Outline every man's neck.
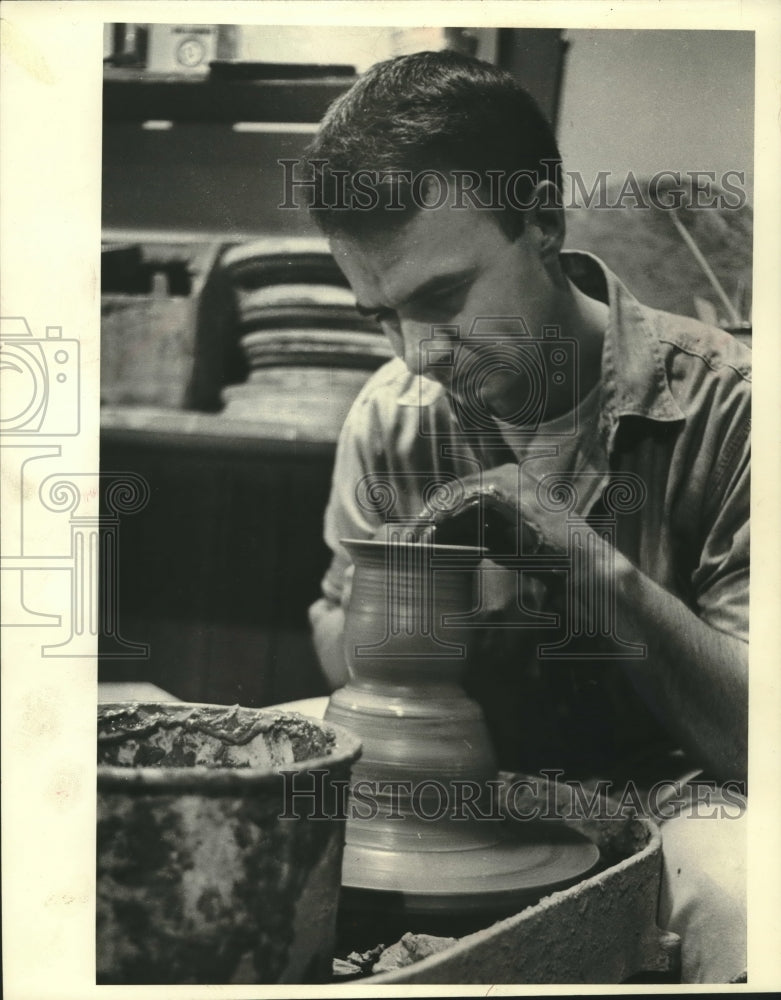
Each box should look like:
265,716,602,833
570,278,609,394
534,275,608,423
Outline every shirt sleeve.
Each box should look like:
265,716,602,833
320,414,382,605
320,368,403,604
691,403,750,643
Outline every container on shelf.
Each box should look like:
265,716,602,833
100,240,234,411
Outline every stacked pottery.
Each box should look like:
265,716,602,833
220,239,393,439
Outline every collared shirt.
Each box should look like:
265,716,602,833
319,251,751,776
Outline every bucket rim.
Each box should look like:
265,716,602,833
97,701,362,793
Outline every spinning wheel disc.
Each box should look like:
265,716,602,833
342,821,601,916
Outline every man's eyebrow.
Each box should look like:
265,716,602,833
355,267,476,317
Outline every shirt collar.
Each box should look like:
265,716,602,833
561,250,686,453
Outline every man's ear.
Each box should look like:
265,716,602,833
525,180,565,261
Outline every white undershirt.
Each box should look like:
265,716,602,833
493,379,605,516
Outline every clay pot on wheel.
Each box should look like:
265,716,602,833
325,539,501,900
325,538,600,934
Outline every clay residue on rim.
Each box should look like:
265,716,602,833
98,703,335,770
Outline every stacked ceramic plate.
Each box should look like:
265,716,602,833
221,240,393,439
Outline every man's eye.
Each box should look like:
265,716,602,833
360,306,393,325
355,304,389,328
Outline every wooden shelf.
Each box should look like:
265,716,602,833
103,69,353,124
100,406,337,458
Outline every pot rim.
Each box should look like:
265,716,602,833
341,537,485,558
97,702,362,794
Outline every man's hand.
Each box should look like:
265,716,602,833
413,463,575,559
308,597,348,690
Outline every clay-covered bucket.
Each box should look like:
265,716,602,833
97,702,361,985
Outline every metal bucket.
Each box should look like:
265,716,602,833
97,702,361,984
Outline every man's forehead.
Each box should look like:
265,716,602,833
329,206,495,308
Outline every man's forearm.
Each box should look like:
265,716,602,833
601,545,748,783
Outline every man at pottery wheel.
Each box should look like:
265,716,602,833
304,51,748,982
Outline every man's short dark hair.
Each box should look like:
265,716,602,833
305,49,562,239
